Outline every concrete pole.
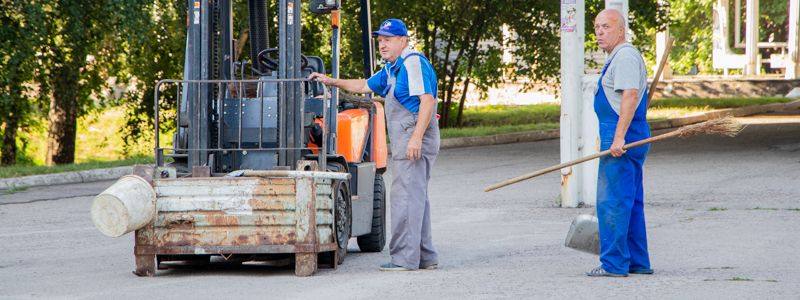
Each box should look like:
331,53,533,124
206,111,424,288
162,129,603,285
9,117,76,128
656,26,673,79
559,0,585,208
579,75,600,207
745,0,759,76
787,0,800,79
605,0,630,39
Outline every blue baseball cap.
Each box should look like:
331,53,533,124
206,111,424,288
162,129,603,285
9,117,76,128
372,19,408,37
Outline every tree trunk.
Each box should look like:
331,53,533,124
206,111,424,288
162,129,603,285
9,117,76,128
443,17,481,128
456,77,471,127
420,22,431,59
430,22,438,68
46,64,81,165
439,30,455,127
456,15,488,127
1,117,17,166
234,28,249,61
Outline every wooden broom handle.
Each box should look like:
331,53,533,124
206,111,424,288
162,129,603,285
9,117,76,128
484,129,684,192
648,36,674,106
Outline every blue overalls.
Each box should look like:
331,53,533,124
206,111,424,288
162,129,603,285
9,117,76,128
594,49,651,275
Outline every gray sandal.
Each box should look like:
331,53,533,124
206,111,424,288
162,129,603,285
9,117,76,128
586,266,628,277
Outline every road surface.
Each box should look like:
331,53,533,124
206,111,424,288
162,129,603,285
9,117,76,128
1,113,798,299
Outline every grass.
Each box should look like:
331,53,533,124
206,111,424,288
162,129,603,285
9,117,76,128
708,207,728,211
704,277,778,283
751,207,780,211
2,185,30,195
457,103,561,128
443,96,791,137
726,277,754,282
0,155,153,179
649,96,793,109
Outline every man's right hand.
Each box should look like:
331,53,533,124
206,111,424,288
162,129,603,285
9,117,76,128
308,72,336,86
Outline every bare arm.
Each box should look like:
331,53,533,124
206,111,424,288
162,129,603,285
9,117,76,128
610,89,639,157
308,72,372,94
405,93,437,160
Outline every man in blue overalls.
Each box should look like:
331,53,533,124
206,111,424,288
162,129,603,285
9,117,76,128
308,19,440,271
586,9,653,277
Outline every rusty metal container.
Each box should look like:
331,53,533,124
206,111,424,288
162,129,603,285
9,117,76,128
132,164,346,277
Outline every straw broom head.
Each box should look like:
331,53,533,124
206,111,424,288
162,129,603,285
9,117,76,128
674,116,744,138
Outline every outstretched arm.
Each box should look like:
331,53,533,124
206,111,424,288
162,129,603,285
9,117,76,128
308,72,372,94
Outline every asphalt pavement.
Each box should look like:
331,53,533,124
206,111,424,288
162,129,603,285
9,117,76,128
0,113,798,299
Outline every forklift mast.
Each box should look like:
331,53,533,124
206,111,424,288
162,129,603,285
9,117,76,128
164,0,375,173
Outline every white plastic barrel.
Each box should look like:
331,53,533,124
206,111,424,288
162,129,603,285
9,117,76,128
91,175,156,237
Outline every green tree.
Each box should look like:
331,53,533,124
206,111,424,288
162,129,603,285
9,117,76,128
35,0,120,165
0,1,47,165
374,1,666,127
668,0,715,74
112,0,186,154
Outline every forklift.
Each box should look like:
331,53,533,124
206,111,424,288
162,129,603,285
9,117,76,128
90,0,388,276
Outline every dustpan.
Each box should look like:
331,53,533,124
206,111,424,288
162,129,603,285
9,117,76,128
564,214,600,255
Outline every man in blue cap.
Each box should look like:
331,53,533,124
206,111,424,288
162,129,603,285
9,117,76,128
309,19,440,271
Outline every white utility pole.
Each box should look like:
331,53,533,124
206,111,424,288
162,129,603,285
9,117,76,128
559,0,585,208
560,0,630,208
787,0,800,79
656,26,673,79
745,0,760,76
605,0,630,39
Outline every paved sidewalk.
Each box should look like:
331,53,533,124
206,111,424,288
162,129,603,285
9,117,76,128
2,100,798,191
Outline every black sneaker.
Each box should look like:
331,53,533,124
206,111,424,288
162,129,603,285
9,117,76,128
629,268,654,274
420,263,438,270
379,262,412,271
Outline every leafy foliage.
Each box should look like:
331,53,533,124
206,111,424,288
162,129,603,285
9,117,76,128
0,1,47,165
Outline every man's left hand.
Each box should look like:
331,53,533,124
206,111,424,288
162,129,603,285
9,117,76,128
610,137,626,157
406,137,422,160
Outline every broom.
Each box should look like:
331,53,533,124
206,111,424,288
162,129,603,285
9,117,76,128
484,117,744,192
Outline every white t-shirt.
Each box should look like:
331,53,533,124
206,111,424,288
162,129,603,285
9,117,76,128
600,43,648,115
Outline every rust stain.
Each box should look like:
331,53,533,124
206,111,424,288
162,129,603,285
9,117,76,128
205,213,239,226
166,214,195,229
147,176,334,255
259,234,275,245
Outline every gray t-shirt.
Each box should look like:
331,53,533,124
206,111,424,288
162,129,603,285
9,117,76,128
600,43,648,115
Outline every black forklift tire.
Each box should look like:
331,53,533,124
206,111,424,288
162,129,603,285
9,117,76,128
333,179,351,265
357,174,386,252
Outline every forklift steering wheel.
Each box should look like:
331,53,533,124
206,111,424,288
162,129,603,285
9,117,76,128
257,48,309,72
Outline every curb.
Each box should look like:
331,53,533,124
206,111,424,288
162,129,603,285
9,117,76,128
440,129,560,149
441,99,800,149
0,166,132,191
2,100,798,191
